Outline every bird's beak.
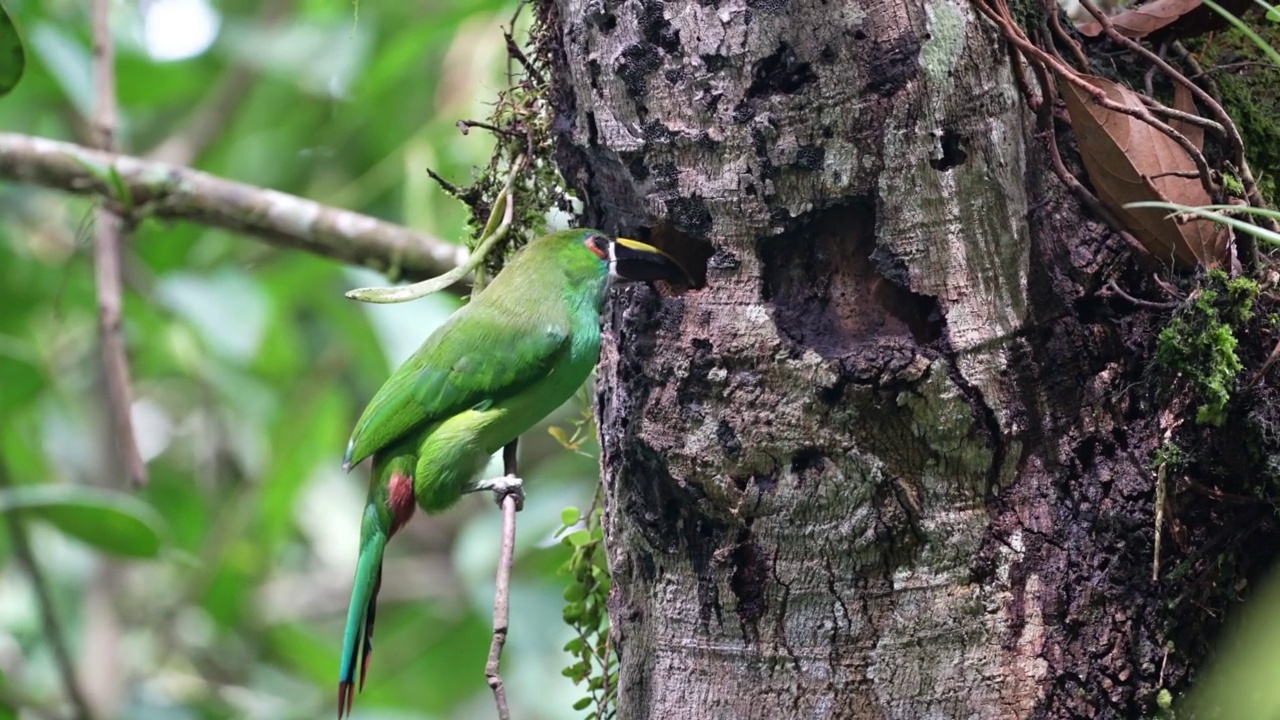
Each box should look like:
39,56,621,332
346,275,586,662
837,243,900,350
609,237,694,286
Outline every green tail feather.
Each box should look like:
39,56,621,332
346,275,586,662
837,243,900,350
338,502,386,717
337,450,416,718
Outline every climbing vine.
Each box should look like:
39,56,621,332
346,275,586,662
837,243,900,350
550,392,618,720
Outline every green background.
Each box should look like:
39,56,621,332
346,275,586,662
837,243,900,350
0,1,598,718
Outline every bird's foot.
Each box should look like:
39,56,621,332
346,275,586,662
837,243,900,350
465,475,524,511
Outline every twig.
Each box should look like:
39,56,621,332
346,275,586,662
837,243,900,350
1170,41,1225,100
0,466,97,720
90,0,146,488
1043,0,1090,72
1192,61,1280,76
345,154,526,303
1154,461,1167,581
1139,97,1226,135
1102,280,1180,309
0,133,467,280
425,167,467,199
486,440,520,720
504,29,545,84
1075,0,1272,233
1018,39,1160,270
979,0,1209,187
457,119,519,138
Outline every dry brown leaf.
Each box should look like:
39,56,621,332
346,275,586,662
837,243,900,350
1169,83,1203,151
1061,74,1230,268
1077,0,1200,37
1075,0,1252,39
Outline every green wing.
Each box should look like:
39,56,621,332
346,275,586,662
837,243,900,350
344,303,570,468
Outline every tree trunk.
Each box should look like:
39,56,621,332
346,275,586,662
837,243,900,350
544,0,1186,716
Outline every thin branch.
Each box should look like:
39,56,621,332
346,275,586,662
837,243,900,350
1101,280,1180,309
486,440,520,720
90,0,146,488
95,210,146,488
1139,97,1226,135
0,133,468,280
1016,35,1160,271
1154,461,1167,581
1043,0,1090,72
456,119,519,138
0,467,97,720
1075,0,1275,238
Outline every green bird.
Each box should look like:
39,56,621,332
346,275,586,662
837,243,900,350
336,228,689,717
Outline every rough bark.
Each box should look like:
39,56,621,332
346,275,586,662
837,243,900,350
545,0,1212,717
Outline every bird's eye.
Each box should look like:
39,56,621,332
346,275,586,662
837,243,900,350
584,233,609,260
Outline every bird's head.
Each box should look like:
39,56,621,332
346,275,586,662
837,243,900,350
577,229,693,286
512,228,695,301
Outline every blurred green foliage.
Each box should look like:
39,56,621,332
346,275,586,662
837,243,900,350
0,0,22,97
0,1,601,718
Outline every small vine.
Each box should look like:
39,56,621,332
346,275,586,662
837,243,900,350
556,497,618,720
550,392,618,720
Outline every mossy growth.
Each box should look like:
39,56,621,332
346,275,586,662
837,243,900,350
1155,270,1259,426
431,9,577,287
1152,438,1190,471
1188,22,1280,206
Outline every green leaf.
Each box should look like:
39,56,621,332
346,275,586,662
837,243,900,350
566,528,593,547
560,505,580,527
573,697,592,711
564,583,588,602
27,22,92,115
0,0,23,98
563,603,582,623
1125,202,1280,247
0,485,164,558
1255,0,1280,22
1202,0,1280,67
106,165,133,213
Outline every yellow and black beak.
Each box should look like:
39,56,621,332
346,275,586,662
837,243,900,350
609,237,694,286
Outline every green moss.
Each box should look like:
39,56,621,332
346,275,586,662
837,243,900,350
1191,23,1280,206
449,14,569,286
1153,439,1189,470
1222,172,1245,198
1155,687,1175,719
1155,271,1259,426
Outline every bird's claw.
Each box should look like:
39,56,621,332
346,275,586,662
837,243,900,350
467,475,524,511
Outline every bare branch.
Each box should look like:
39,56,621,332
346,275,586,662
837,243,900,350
0,466,98,720
90,0,147,490
0,133,468,280
486,440,520,720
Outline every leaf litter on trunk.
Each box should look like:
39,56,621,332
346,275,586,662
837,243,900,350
1062,74,1231,269
1075,0,1254,38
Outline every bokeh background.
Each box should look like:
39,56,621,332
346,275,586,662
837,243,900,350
0,1,600,718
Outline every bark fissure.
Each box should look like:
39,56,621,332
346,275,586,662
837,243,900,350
545,0,1217,715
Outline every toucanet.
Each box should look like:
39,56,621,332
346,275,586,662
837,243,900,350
336,228,690,717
